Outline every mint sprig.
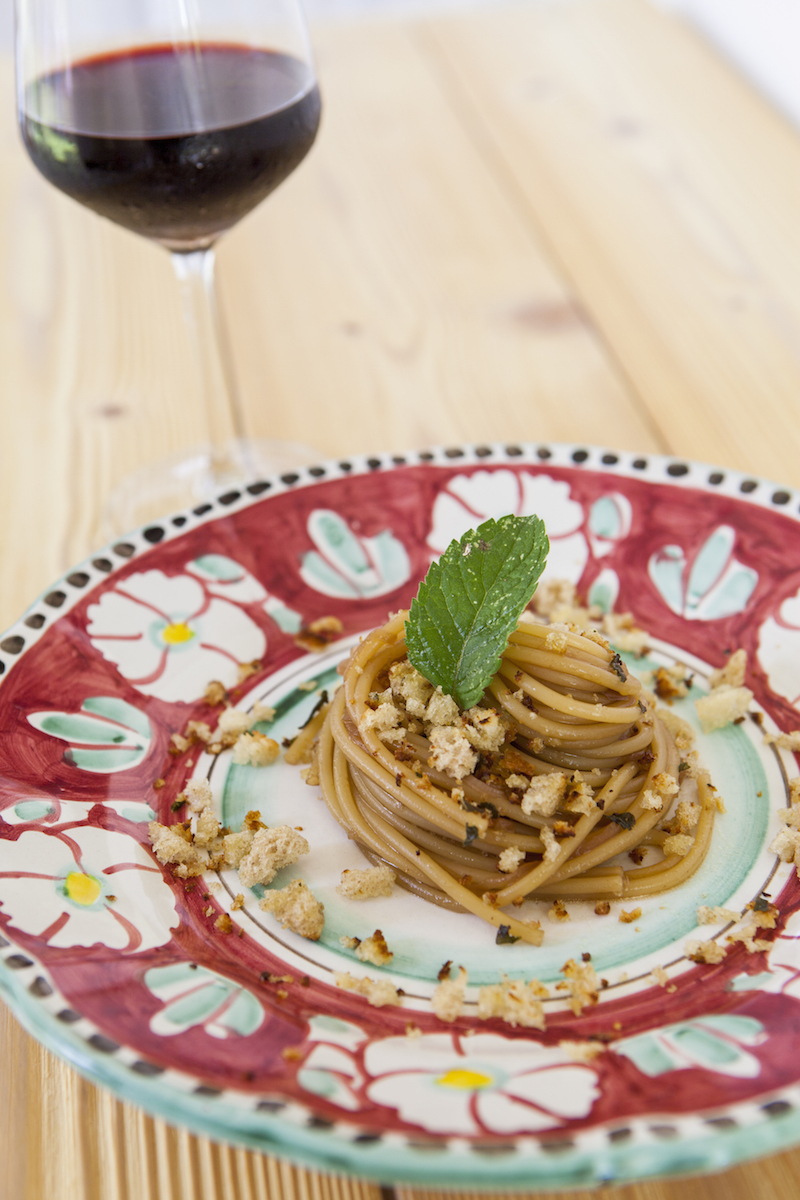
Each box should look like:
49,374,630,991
405,514,549,709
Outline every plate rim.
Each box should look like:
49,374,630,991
2,438,800,1189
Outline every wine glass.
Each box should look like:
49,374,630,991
15,0,322,532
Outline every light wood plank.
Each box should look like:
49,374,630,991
399,1154,800,1200
0,1028,386,1200
220,18,662,463
425,0,800,485
3,2,800,1198
0,57,225,583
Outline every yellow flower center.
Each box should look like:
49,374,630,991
162,622,194,645
436,1069,493,1090
65,871,102,906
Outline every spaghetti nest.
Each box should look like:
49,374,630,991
318,611,714,945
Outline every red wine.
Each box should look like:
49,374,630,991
21,43,321,249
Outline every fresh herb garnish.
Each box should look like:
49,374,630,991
463,823,479,847
299,691,329,728
609,652,627,682
496,924,519,945
608,812,636,830
460,797,499,818
405,515,549,709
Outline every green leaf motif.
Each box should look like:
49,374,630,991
145,963,264,1039
405,514,549,709
28,696,152,774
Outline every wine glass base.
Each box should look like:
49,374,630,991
100,437,322,540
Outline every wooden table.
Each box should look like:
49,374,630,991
2,0,800,1195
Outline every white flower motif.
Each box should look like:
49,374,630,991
86,569,266,702
428,472,589,582
758,589,800,708
362,1032,599,1135
0,825,178,952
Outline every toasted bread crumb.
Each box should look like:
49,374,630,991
498,846,526,873
558,1040,605,1062
656,709,695,752
259,880,324,941
695,686,753,733
232,731,281,767
549,899,571,923
204,680,227,706
686,938,727,964
560,958,600,1015
148,822,209,877
336,865,396,900
185,778,213,813
222,828,255,868
710,649,747,690
766,730,800,751
431,966,468,1022
520,773,568,818
427,725,478,781
218,707,254,739
350,929,393,967
477,976,547,1029
238,826,309,888
334,971,401,1007
663,833,694,858
697,905,739,925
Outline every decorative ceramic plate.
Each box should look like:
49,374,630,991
4,442,800,1190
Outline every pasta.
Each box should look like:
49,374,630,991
318,610,715,944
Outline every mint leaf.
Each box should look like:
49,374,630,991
405,514,549,709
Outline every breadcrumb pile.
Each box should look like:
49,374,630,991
170,689,279,760
361,658,509,782
769,778,800,879
684,897,780,964
149,687,334,940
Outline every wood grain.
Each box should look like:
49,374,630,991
219,18,660,465
2,0,800,1196
425,0,800,486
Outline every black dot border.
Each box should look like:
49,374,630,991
0,442,800,1176
0,443,797,683
1,932,799,1176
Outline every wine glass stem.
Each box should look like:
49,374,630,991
170,248,250,483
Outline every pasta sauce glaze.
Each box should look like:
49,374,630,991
21,43,321,247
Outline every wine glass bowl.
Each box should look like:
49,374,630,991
19,41,321,253
15,0,322,527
